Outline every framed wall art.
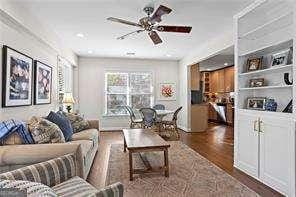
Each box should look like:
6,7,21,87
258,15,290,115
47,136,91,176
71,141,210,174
247,97,266,111
2,45,33,107
34,60,52,105
271,49,290,67
246,57,263,72
158,83,176,101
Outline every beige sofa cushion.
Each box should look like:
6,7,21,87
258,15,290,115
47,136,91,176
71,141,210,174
71,129,98,142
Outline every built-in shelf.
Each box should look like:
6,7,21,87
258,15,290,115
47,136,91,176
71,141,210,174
238,108,293,118
239,85,293,91
239,12,293,40
239,64,292,76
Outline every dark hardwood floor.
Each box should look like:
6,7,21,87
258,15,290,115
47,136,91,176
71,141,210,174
88,123,283,197
180,122,283,197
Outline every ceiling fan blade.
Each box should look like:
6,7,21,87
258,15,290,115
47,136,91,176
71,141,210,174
117,30,144,40
150,5,172,23
107,17,141,27
156,25,192,33
148,31,162,45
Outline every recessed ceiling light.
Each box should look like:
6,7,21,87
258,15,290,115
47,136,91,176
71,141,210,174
206,68,211,71
224,62,229,66
88,50,93,54
166,54,172,57
126,52,135,56
76,33,84,38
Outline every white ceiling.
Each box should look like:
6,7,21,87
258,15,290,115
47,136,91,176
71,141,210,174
199,46,234,71
12,0,253,60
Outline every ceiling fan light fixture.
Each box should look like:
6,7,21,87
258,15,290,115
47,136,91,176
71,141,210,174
126,52,135,56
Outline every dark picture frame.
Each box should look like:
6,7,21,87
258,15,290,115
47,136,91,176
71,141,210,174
34,60,52,105
246,57,263,72
249,78,265,87
2,45,33,107
247,97,266,110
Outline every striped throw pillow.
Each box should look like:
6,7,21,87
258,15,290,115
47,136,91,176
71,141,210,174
0,179,57,197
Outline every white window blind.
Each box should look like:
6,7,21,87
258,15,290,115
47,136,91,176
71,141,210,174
105,72,153,115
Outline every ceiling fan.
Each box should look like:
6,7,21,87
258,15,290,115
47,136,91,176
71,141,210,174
107,5,192,45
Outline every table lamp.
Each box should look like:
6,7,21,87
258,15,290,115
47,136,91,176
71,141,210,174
63,92,75,113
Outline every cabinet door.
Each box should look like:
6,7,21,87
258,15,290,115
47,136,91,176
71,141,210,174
235,113,259,178
224,67,234,92
217,69,225,92
210,71,218,93
259,116,295,196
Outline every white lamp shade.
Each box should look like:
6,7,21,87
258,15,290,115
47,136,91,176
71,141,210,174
63,93,75,104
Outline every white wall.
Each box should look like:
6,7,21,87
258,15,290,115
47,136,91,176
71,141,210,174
0,2,77,121
78,57,179,130
178,31,234,131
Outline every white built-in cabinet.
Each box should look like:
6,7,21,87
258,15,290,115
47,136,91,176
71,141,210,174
234,0,296,196
236,111,295,196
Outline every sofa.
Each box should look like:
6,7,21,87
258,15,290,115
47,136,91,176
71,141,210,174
0,120,99,180
0,154,124,197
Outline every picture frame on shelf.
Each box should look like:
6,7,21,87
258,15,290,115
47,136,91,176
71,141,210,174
249,78,265,87
2,45,33,107
283,100,293,113
34,60,52,105
246,57,263,72
271,49,290,67
247,97,266,111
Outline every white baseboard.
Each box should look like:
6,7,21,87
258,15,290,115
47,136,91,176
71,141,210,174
178,125,191,132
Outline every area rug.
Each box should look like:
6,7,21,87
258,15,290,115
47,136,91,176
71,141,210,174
106,142,259,197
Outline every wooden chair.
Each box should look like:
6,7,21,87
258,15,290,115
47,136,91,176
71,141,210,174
160,107,182,140
139,108,157,129
125,106,143,128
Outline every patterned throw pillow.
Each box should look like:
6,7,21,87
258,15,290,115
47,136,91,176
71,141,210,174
47,111,73,142
28,117,65,144
0,179,57,197
59,112,89,133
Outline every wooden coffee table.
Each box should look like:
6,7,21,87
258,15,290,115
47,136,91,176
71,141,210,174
123,129,170,181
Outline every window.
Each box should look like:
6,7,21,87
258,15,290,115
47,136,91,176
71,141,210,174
105,72,153,115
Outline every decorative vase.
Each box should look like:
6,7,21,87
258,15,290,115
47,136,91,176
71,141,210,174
265,99,277,112
284,73,293,85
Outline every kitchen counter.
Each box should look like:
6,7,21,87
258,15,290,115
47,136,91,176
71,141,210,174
191,103,208,132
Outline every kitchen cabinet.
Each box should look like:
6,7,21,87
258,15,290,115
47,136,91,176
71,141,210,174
226,104,234,125
210,71,218,93
235,111,295,196
217,69,225,92
191,64,200,90
224,66,234,92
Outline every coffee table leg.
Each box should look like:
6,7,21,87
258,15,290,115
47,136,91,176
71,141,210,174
164,148,169,177
124,137,127,152
129,151,133,181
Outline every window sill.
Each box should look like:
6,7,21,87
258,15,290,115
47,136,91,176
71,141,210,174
102,114,129,118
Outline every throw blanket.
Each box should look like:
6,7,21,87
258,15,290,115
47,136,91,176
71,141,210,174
0,119,34,144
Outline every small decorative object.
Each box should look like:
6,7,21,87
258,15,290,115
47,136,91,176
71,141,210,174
283,100,293,113
249,78,265,87
271,49,290,67
265,99,277,112
284,73,293,85
34,61,52,105
247,97,266,110
158,83,176,100
2,45,33,107
63,92,75,113
246,57,263,72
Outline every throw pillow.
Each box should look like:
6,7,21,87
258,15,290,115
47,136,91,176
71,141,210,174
47,111,73,141
59,112,90,133
0,179,57,197
28,116,65,144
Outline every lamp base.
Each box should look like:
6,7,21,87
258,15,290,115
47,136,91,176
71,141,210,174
66,105,72,113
